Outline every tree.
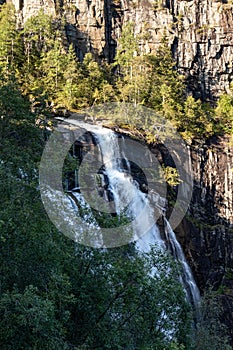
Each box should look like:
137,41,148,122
147,38,184,123
0,78,72,349
181,95,214,141
0,286,69,350
191,294,231,350
114,34,185,114
40,38,66,102
22,10,55,66
68,53,115,109
62,246,191,350
0,3,23,76
215,90,233,135
0,86,191,347
115,22,139,75
21,10,61,96
1,6,231,349
115,55,152,106
56,44,80,109
0,78,191,348
114,22,152,106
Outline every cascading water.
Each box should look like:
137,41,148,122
92,127,164,248
164,219,200,305
66,122,200,306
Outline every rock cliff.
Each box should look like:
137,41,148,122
174,136,233,342
137,132,233,342
10,0,233,100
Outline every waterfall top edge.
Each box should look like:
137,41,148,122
55,117,113,134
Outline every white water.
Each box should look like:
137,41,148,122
67,123,200,306
94,128,164,247
164,218,200,305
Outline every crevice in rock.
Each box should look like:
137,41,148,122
215,45,225,60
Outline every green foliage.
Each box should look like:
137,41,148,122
113,34,227,141
23,9,56,60
61,246,191,350
162,165,182,186
0,5,225,140
181,96,214,141
77,53,115,108
114,23,152,106
40,40,66,99
115,22,139,73
0,286,69,350
115,55,152,105
0,77,31,121
215,90,233,134
20,11,63,99
147,39,184,117
0,3,23,75
56,44,80,109
191,294,231,350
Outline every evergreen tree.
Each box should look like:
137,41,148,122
0,4,231,349
23,9,55,64
0,3,23,76
0,78,191,348
116,55,152,106
114,22,151,106
147,38,184,123
21,10,60,97
215,89,233,134
40,38,66,103
181,95,214,140
72,53,115,109
57,44,80,109
115,22,139,75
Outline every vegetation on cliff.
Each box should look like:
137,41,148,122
0,71,192,350
0,4,232,141
0,3,232,349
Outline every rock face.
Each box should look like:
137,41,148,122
10,0,233,99
175,137,233,286
149,136,233,294
174,136,233,342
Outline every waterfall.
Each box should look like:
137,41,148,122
164,219,200,305
66,122,200,306
91,128,164,247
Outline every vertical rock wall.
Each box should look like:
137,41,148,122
189,138,233,291
175,137,233,341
